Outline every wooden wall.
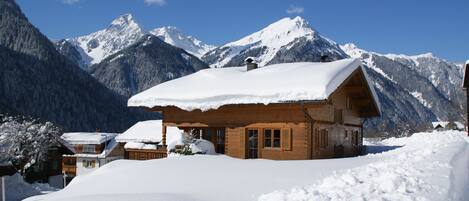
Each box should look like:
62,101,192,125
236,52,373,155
126,149,167,160
156,68,376,160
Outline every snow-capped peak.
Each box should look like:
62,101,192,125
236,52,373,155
227,16,315,47
150,26,216,58
206,16,325,67
340,43,368,58
66,14,144,67
110,13,136,27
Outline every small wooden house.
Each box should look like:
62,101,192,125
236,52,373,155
463,60,469,136
128,58,381,160
60,132,123,183
116,120,184,160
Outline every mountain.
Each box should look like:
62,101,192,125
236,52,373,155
341,44,465,136
202,16,348,67
0,0,148,132
89,34,209,98
150,26,216,58
56,14,215,68
58,13,144,69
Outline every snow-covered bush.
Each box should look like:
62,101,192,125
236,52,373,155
190,139,216,155
169,129,216,155
0,115,61,173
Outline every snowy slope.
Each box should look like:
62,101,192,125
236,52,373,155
150,26,216,58
259,131,469,201
65,14,144,67
202,16,347,67
341,43,465,136
24,131,469,201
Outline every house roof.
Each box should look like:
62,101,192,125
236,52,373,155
61,132,118,145
64,138,119,158
128,58,381,114
432,121,449,128
115,120,184,144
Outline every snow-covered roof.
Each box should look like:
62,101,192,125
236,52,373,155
61,132,118,145
128,58,381,114
116,120,165,143
432,121,449,129
116,120,185,151
124,142,158,150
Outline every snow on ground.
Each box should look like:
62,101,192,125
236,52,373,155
4,174,41,201
259,131,469,201
25,131,469,201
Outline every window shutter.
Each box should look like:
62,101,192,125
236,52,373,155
281,128,292,151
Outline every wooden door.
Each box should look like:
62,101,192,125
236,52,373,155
246,129,259,159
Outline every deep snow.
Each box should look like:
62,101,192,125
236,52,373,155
24,130,469,201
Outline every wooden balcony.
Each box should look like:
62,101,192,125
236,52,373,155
126,145,167,160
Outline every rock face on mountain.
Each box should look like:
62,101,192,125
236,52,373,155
89,35,209,98
151,26,215,58
202,16,348,67
56,14,214,69
0,0,147,132
54,39,88,68
342,44,465,136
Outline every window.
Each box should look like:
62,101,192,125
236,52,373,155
320,129,328,148
334,109,343,123
344,130,348,139
314,128,320,148
82,160,96,168
346,96,353,110
264,129,271,147
263,129,281,148
83,144,95,153
354,131,359,146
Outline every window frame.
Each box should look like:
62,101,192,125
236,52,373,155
320,129,328,149
82,144,96,153
263,128,282,149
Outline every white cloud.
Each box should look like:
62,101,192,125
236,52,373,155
62,0,80,5
286,5,304,14
144,0,166,6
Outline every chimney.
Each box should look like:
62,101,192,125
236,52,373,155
245,57,258,71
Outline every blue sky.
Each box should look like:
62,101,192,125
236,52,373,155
16,0,469,62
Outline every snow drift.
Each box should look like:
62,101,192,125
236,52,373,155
24,131,469,201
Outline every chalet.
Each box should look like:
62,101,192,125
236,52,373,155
433,121,465,131
432,121,450,131
115,120,184,160
60,132,123,183
463,60,469,136
128,58,381,160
